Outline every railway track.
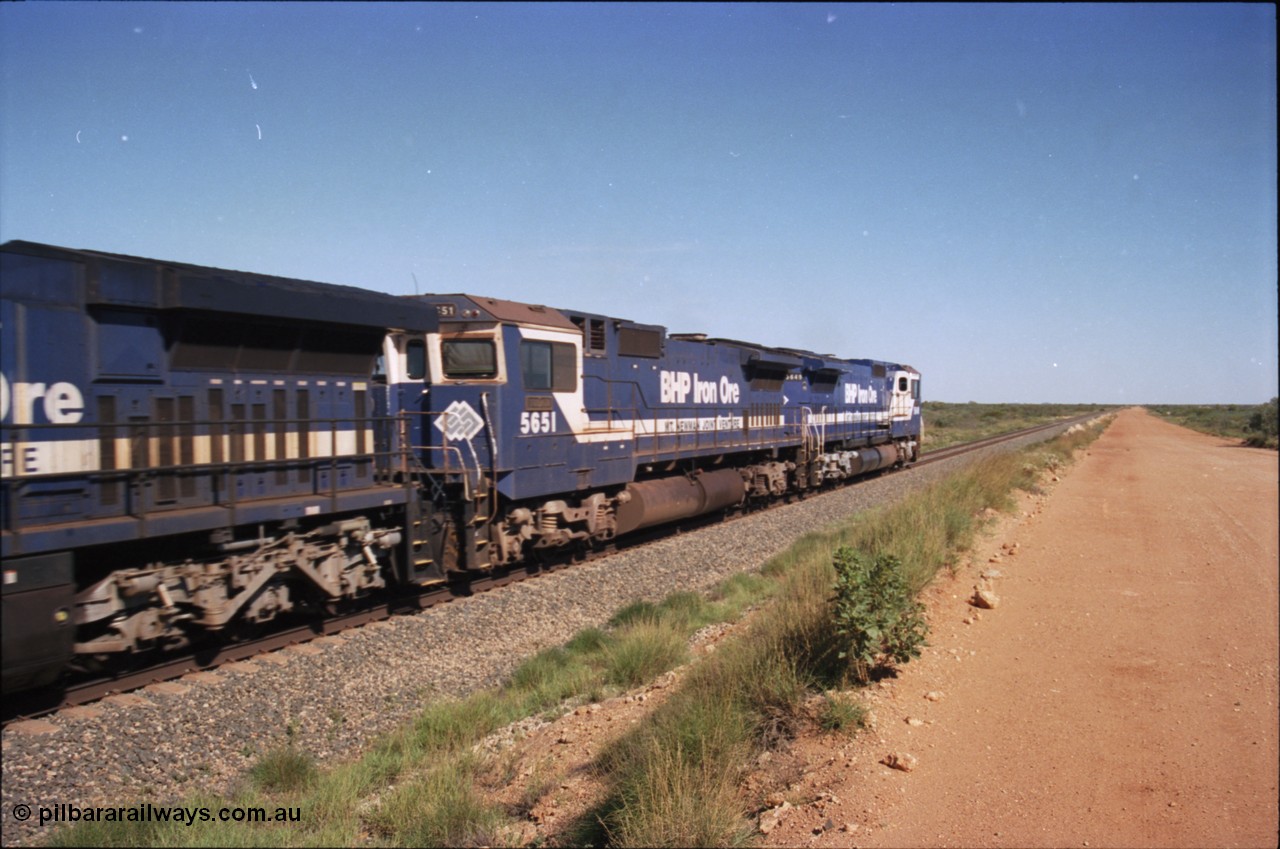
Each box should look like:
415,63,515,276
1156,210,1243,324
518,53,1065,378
914,415,1094,466
3,414,1097,723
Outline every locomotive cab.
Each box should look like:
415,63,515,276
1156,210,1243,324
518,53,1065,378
382,296,587,484
381,296,591,575
888,369,920,420
888,368,922,461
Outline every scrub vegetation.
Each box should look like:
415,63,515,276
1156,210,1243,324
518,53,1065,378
1152,399,1279,449
921,401,1116,451
585,420,1108,847
47,421,1110,849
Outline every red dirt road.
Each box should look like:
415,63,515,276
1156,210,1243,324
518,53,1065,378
767,408,1278,848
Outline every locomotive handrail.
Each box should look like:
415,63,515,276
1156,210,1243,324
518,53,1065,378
390,408,485,498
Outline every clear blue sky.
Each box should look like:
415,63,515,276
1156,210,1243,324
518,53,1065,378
2,2,1275,403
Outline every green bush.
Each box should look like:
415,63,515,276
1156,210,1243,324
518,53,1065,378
830,549,928,684
1246,397,1278,449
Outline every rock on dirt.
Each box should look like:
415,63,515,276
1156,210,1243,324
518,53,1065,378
881,752,918,772
759,801,793,834
971,583,1001,609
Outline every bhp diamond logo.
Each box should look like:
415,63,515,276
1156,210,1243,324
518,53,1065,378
435,400,485,441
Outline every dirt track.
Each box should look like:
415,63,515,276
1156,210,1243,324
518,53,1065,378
765,408,1279,848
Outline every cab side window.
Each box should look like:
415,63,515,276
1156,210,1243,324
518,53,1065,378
406,340,427,380
520,341,577,392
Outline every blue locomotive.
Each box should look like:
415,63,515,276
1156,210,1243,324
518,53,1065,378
1,241,920,691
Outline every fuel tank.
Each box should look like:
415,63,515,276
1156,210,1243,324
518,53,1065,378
614,469,747,536
847,444,899,476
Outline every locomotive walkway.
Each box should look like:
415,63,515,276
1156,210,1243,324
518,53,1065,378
764,407,1278,848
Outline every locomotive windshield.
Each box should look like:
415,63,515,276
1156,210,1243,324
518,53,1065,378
442,339,497,378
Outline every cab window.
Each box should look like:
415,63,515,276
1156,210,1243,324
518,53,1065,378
520,341,577,392
442,339,497,379
406,339,427,380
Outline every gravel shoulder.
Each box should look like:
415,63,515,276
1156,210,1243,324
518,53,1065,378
763,408,1279,848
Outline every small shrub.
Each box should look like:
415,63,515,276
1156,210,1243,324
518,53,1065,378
830,549,928,684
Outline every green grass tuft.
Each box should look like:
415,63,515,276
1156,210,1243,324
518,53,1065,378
368,756,505,847
250,745,317,793
609,599,661,628
818,692,868,735
604,620,688,688
564,625,610,655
